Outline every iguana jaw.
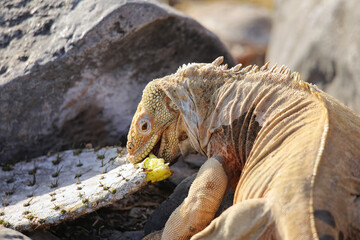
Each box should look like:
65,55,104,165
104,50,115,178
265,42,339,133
127,134,159,164
127,121,180,164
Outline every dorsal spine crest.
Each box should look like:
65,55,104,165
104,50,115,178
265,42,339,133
175,57,325,103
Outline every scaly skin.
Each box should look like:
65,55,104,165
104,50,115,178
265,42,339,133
127,57,360,240
126,82,181,164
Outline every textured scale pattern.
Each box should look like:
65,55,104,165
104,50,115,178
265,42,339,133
162,158,227,240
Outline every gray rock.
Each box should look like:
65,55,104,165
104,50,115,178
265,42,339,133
180,1,272,65
0,0,236,164
119,230,144,240
0,227,31,240
267,0,360,114
26,230,60,240
92,229,144,240
182,153,206,168
168,154,206,185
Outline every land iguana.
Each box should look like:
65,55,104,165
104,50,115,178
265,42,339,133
126,57,360,240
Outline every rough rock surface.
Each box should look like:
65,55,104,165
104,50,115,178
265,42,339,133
0,0,236,164
267,0,360,114
168,154,206,185
26,230,60,240
179,1,272,65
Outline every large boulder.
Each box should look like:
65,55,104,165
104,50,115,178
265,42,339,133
267,0,360,114
0,0,236,164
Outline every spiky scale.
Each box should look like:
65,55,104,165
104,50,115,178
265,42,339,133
212,56,224,66
231,64,242,72
270,64,278,72
261,62,270,71
285,69,291,77
242,65,252,72
252,65,259,72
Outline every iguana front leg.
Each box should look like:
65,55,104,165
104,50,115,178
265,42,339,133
192,198,274,240
161,157,228,240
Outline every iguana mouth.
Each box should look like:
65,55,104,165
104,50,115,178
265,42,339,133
127,132,162,164
127,123,178,164
127,134,159,164
152,135,162,157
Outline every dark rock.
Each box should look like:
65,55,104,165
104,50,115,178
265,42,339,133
143,230,162,240
2,0,31,9
0,0,236,164
129,207,148,219
144,174,234,235
267,0,360,113
168,154,206,185
26,230,60,240
0,227,31,240
119,231,144,240
179,1,272,65
17,55,28,61
215,188,234,218
182,153,206,168
0,33,12,48
64,228,144,240
0,30,23,48
33,19,54,36
0,66,8,75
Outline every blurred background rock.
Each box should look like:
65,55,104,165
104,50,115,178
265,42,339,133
267,0,360,114
175,0,272,66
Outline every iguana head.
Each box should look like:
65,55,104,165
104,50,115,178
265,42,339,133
126,81,181,164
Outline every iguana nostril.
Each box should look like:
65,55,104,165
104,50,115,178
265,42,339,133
127,142,134,150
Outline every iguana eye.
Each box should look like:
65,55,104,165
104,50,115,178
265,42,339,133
138,117,151,134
